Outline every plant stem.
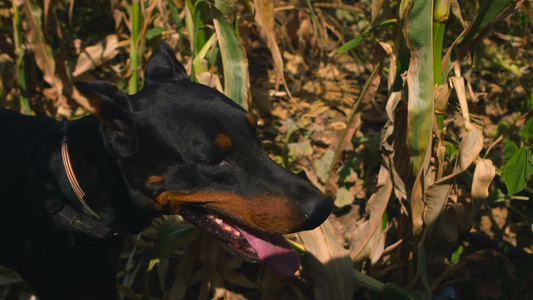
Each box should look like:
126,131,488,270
129,0,141,94
324,61,382,196
12,0,31,114
433,0,451,130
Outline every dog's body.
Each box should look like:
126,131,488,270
0,42,331,299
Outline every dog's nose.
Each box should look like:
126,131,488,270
296,194,333,231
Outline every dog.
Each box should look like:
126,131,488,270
0,41,332,299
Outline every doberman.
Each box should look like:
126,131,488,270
0,41,332,299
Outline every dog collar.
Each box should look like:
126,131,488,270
60,137,101,219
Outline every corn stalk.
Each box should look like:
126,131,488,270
12,0,31,114
128,0,141,94
337,0,523,297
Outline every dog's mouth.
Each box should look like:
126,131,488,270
179,205,300,276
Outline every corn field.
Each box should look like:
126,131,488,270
1,0,533,299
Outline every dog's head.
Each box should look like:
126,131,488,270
75,42,332,275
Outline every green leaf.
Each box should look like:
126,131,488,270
214,0,235,17
337,35,365,54
147,258,160,272
192,33,217,75
450,244,463,264
404,0,434,175
382,209,388,230
152,222,195,263
502,147,533,196
212,7,249,109
444,140,459,161
504,141,519,160
166,0,183,28
520,117,533,141
460,0,518,47
337,19,396,53
146,27,165,41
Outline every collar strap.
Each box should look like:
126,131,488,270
61,137,101,220
56,204,116,238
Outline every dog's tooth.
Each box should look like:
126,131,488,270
234,230,241,237
246,247,256,254
224,224,232,231
215,218,223,225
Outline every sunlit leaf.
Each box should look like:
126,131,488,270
450,245,463,264
213,7,249,109
472,158,496,207
314,149,335,182
403,0,434,175
288,141,313,157
502,147,533,196
281,118,301,141
334,187,353,207
192,33,217,76
254,0,288,91
214,0,235,18
72,35,119,77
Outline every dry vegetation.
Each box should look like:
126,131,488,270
1,0,533,299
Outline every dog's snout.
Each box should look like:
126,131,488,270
296,194,333,231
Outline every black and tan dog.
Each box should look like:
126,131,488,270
0,42,331,299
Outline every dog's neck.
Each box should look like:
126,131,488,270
62,116,155,234
29,115,155,236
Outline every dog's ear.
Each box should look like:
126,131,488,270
145,41,189,85
74,81,139,158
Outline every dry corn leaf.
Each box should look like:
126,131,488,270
418,126,483,283
21,0,54,86
450,76,473,131
424,158,495,280
372,0,384,23
0,54,15,103
350,163,391,262
72,35,120,77
471,158,496,215
298,220,354,300
21,0,63,106
254,0,288,94
382,92,408,204
424,127,483,224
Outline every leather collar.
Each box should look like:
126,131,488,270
54,137,117,238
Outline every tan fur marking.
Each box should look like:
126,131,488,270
156,190,302,234
148,175,165,184
214,133,232,152
246,113,257,127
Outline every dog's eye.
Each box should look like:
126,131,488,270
205,157,228,166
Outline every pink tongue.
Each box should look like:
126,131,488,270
238,227,300,276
